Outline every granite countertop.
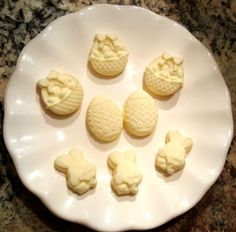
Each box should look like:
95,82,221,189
0,0,235,231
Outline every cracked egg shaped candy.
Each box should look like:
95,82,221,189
37,71,83,115
144,53,184,96
86,96,123,142
89,34,128,77
123,90,158,137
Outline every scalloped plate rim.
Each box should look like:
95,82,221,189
3,4,234,231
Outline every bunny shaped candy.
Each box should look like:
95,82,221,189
107,150,142,196
156,130,193,175
54,148,96,195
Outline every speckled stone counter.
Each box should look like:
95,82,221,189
0,1,235,231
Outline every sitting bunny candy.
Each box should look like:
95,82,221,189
107,150,142,196
156,130,193,175
54,148,97,195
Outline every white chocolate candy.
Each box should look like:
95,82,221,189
89,33,128,76
107,150,142,196
37,71,83,115
123,90,158,137
54,148,97,195
144,53,184,96
156,141,186,175
165,130,193,153
86,96,123,142
156,131,193,175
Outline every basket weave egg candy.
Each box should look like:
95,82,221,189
37,71,83,115
144,53,184,96
89,34,128,77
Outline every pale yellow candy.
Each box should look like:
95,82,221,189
144,53,184,96
54,148,97,195
156,130,193,175
165,130,193,153
123,90,158,137
89,33,128,77
156,141,186,175
107,150,142,196
86,96,123,142
37,71,83,115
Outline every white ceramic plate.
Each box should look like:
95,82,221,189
3,4,233,231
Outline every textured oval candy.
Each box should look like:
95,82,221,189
89,34,128,77
123,90,158,137
144,53,184,96
86,96,123,142
37,71,83,115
